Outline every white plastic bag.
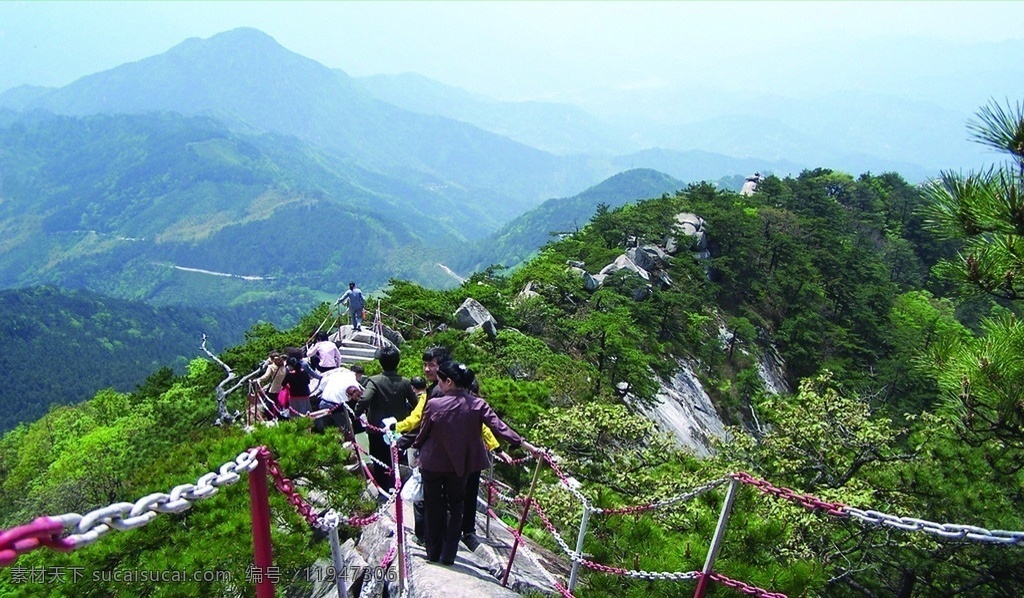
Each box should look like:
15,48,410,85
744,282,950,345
401,467,423,502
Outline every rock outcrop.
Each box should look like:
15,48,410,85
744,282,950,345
664,212,707,256
627,359,728,457
568,211,712,296
757,345,790,396
739,172,763,197
454,298,499,339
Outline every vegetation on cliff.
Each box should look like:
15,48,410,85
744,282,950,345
3,101,1024,596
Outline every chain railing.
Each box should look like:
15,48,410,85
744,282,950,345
0,449,258,566
6,410,1024,598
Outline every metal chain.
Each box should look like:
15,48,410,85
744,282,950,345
528,494,701,582
708,572,788,598
64,449,259,548
360,541,396,598
540,452,596,510
730,472,846,516
0,518,73,566
346,490,399,528
843,507,1024,544
590,478,730,515
733,472,1024,545
554,580,577,598
258,447,322,528
522,497,579,560
484,505,563,592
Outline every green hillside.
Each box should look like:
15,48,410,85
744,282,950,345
0,111,483,310
0,286,257,432
454,168,685,272
4,158,1020,596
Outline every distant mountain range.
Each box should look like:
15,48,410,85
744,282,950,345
0,27,815,313
356,72,639,156
1,28,595,221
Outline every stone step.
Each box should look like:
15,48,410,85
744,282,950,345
339,352,375,365
337,342,379,364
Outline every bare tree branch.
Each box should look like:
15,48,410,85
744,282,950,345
200,333,256,426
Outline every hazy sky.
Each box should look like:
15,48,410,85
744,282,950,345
2,1,1023,101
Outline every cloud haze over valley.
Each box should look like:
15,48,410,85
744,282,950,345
3,1,1023,179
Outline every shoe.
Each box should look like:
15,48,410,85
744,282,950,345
461,533,480,551
440,558,455,566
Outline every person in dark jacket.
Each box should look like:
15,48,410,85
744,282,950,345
282,357,314,415
356,346,417,494
413,361,539,565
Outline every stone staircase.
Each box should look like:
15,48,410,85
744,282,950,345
329,325,396,365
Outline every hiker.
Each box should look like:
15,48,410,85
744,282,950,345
421,346,450,398
337,281,366,331
356,346,417,494
461,376,513,551
402,346,451,540
413,361,539,565
256,351,288,418
282,356,315,416
307,331,343,373
348,364,366,435
314,367,358,436
396,369,508,548
410,376,427,406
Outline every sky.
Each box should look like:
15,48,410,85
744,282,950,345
2,1,1023,101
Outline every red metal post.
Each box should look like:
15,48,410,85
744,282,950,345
249,448,275,598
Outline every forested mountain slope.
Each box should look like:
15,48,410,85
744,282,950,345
454,168,685,272
0,286,254,431
0,111,484,312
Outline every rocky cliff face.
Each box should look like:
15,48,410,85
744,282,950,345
629,345,789,457
627,359,727,457
757,345,790,396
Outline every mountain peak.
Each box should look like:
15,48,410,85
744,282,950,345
179,27,283,51
166,27,295,64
